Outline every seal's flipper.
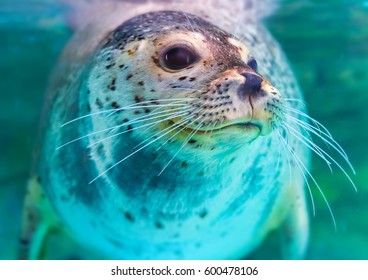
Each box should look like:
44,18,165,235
280,191,309,259
19,178,105,259
19,178,70,259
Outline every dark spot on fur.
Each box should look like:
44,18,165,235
105,63,115,69
138,81,144,86
126,74,133,80
119,64,125,69
134,95,144,103
122,118,129,123
181,161,188,168
124,212,135,223
199,209,208,219
96,98,103,109
111,102,119,109
144,108,151,113
108,84,116,91
188,139,197,144
178,76,187,81
97,144,104,157
189,77,196,82
150,89,156,93
152,56,160,67
127,125,133,132
155,221,164,229
107,237,125,248
134,110,141,115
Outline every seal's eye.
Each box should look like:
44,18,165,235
162,46,198,71
247,58,258,72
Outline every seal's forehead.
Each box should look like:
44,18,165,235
103,10,235,50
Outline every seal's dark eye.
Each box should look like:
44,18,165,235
163,46,198,70
247,58,258,72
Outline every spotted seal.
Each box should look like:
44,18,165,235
20,0,355,259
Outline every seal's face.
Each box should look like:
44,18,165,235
88,11,284,154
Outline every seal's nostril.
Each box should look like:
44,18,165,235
237,73,263,100
241,73,263,92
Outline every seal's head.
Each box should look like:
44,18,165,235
86,10,284,156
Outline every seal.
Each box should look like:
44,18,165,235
20,0,355,260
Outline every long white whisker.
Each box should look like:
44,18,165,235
131,110,198,151
56,107,191,150
88,110,192,148
277,129,318,219
89,113,195,184
103,105,192,136
284,98,308,106
158,116,207,176
287,115,353,172
284,106,333,138
157,109,208,151
277,127,293,191
60,98,194,127
284,122,357,192
284,122,333,170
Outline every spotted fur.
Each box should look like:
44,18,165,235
22,4,311,260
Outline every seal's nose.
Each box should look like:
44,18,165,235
237,73,263,100
242,73,263,92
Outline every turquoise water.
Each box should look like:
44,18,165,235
0,0,367,259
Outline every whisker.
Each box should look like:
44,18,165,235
87,110,192,148
287,115,352,171
284,105,333,138
56,107,191,150
284,98,308,106
276,127,293,190
183,12,196,32
157,109,209,151
131,110,198,151
60,98,193,127
284,122,357,192
89,113,196,184
278,129,320,221
158,115,207,176
283,122,333,170
103,105,192,136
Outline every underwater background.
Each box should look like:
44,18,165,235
0,0,367,259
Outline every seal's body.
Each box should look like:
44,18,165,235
21,0,310,259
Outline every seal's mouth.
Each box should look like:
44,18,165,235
184,121,262,135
